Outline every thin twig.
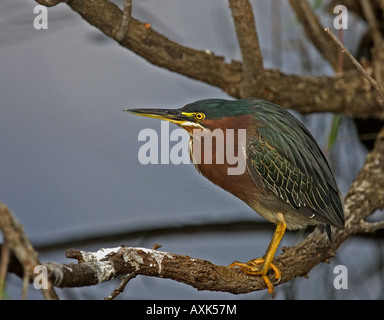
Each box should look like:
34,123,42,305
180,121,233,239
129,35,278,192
324,27,384,102
336,28,344,74
104,273,137,300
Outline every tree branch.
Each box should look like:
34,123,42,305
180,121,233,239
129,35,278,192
19,0,384,297
228,0,264,97
47,0,383,117
35,0,66,7
262,69,383,118
115,0,132,42
359,220,384,233
4,127,382,297
42,246,265,294
0,203,59,300
324,27,384,101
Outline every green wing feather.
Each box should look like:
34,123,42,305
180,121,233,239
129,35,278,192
246,100,344,228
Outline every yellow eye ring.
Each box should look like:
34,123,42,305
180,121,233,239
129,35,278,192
195,112,205,121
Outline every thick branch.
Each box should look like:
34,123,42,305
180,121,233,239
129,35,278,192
62,246,264,294
228,0,264,97
22,0,384,296
262,69,383,118
18,0,384,296
53,0,384,117
344,126,384,228
65,0,242,98
7,127,382,296
115,0,132,42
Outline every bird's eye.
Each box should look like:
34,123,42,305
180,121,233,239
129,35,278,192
195,112,205,121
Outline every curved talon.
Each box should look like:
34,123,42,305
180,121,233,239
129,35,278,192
269,262,282,281
273,277,281,285
228,258,281,297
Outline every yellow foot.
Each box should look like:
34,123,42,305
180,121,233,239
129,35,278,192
228,258,281,297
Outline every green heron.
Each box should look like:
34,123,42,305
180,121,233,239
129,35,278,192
124,98,344,296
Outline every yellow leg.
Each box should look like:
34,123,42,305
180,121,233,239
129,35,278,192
228,212,286,297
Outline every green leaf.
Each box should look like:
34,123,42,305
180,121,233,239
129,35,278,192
326,114,342,153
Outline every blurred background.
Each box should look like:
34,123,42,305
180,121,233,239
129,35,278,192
1,0,383,299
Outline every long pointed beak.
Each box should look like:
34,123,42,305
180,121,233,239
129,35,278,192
123,108,192,126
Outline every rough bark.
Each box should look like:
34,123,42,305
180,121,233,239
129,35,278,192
2,128,383,296
1,0,383,299
37,0,384,117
